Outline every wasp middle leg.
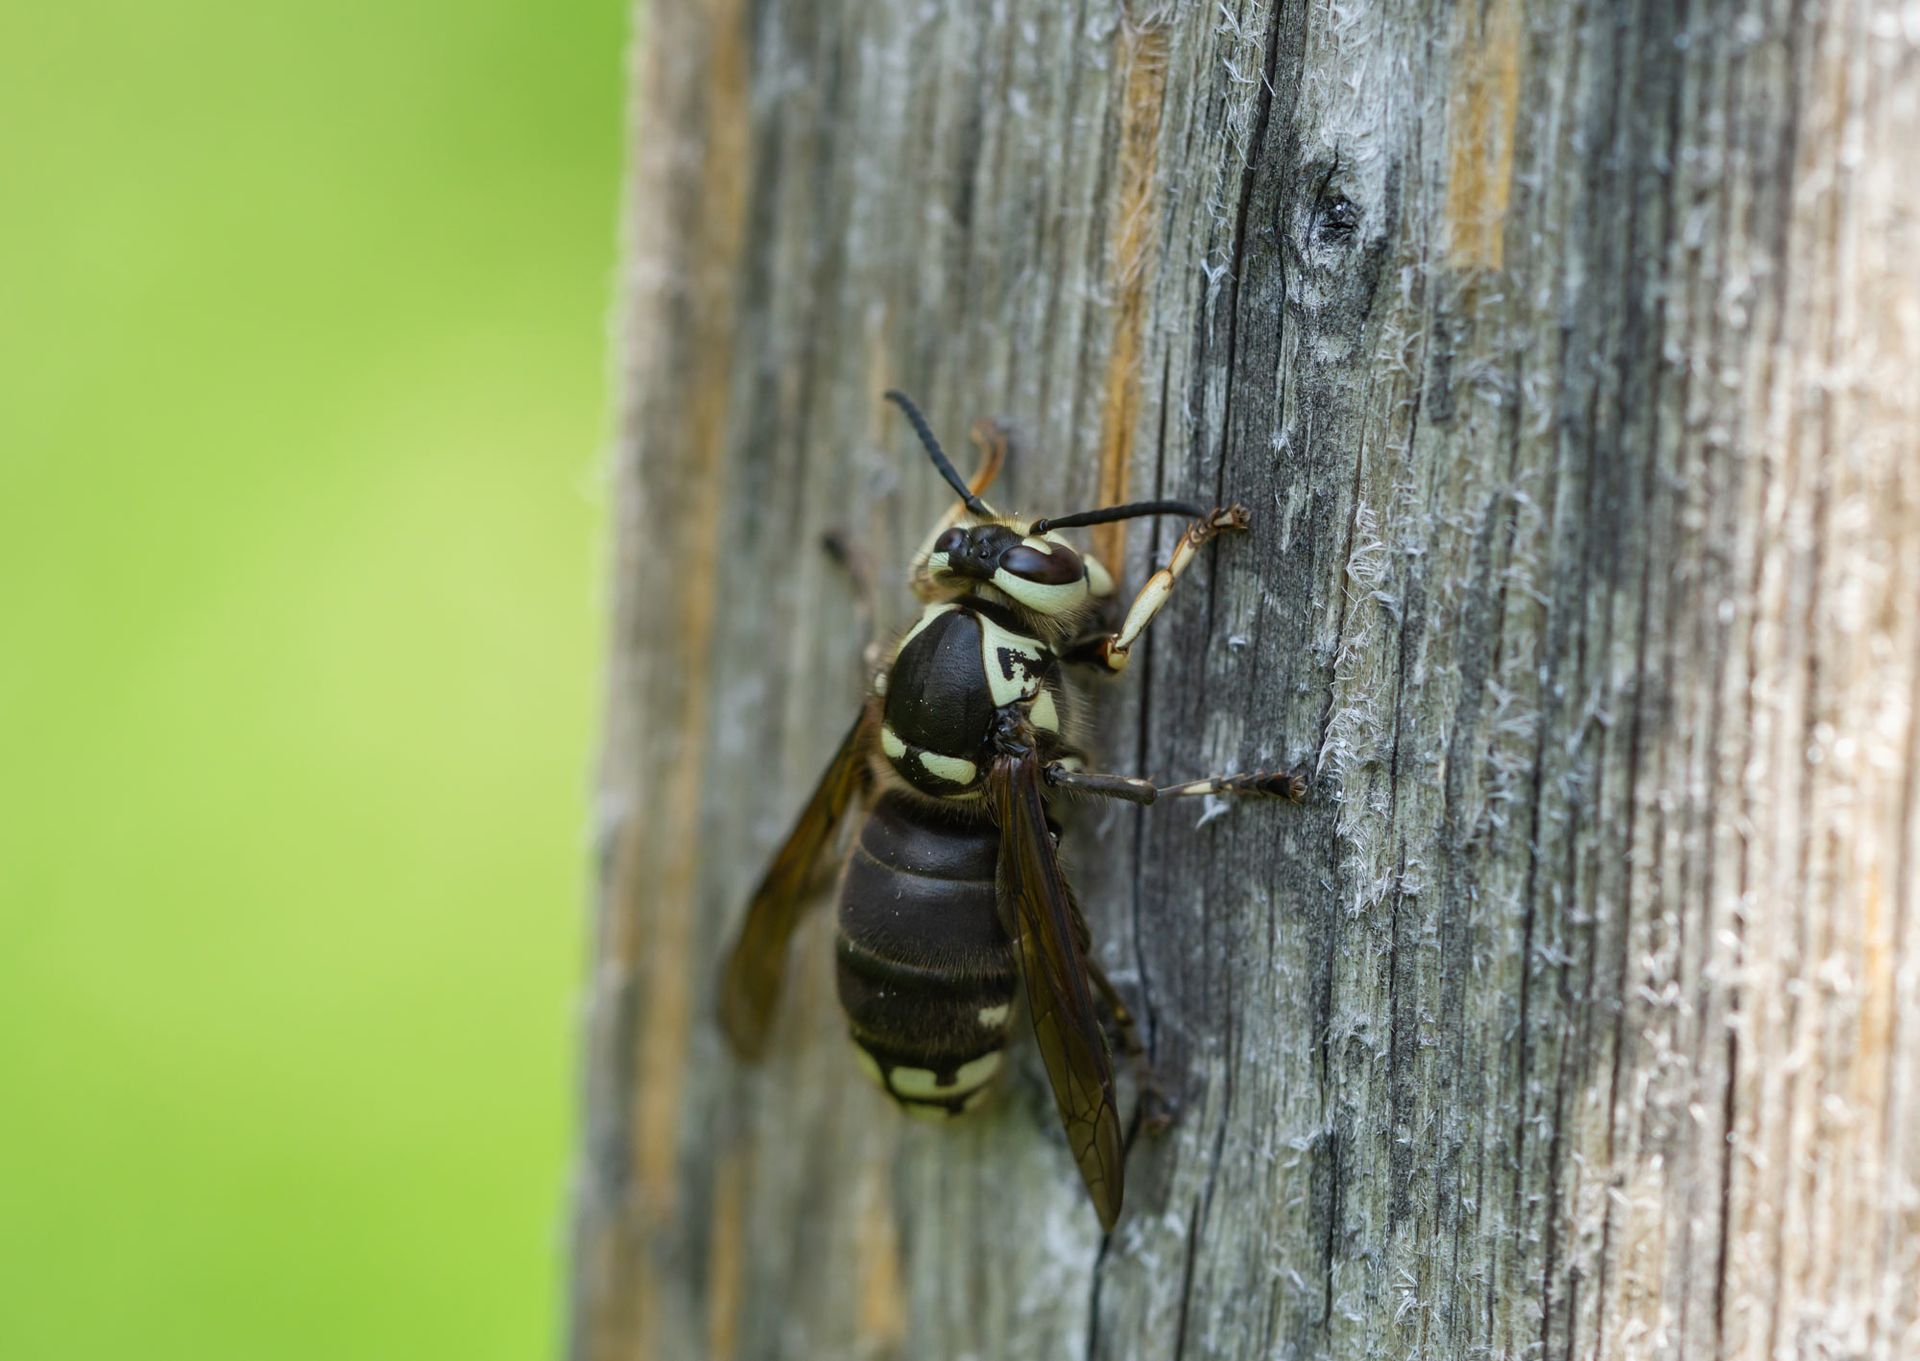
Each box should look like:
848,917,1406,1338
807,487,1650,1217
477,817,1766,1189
1045,761,1308,805
1157,769,1308,802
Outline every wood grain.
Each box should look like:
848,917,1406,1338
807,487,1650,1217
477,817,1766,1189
573,3,1920,1357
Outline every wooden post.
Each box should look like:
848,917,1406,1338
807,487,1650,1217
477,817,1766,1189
572,3,1920,1357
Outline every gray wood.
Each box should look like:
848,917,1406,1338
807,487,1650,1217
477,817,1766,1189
572,2,1920,1357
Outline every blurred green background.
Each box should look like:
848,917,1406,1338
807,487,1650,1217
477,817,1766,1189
1,1,625,1356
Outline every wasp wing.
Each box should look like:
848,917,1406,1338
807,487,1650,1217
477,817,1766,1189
991,751,1125,1230
718,702,877,1058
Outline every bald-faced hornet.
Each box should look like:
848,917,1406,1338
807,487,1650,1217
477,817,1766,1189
718,391,1304,1230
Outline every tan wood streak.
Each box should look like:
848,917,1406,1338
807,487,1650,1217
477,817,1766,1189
624,2,752,1357
705,1150,747,1361
1859,867,1892,1110
1442,0,1522,269
1092,18,1170,573
855,1161,907,1350
577,0,688,1350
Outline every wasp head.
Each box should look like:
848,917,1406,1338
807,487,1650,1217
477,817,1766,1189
884,388,1216,627
925,521,1094,618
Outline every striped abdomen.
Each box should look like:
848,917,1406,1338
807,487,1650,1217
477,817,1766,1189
835,791,1016,1118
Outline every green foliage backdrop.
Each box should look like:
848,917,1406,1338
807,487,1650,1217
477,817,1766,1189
1,2,624,1356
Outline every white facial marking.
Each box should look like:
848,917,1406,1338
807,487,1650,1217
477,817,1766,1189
976,1002,1012,1029
880,724,907,760
888,1051,1002,1098
901,1102,956,1123
1028,688,1060,734
917,751,977,786
975,614,1049,707
1085,555,1115,598
990,569,1089,617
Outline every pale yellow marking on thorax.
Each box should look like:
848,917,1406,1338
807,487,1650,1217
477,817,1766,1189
892,601,958,661
974,614,1049,708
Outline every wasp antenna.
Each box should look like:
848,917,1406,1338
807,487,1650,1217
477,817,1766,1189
1031,499,1212,534
885,389,990,517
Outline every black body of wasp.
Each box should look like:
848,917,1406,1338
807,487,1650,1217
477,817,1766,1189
718,391,1304,1230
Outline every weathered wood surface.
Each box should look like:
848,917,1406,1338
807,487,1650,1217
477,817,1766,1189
573,3,1920,1358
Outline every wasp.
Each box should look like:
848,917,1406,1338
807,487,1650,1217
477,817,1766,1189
718,391,1305,1230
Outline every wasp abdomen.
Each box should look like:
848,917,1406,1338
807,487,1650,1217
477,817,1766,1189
835,792,1017,1117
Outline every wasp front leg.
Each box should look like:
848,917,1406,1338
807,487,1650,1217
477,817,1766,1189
1060,505,1250,672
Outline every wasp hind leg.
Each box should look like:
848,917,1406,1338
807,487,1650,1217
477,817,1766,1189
1085,957,1175,1133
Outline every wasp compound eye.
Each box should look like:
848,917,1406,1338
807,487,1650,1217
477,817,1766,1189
933,527,967,557
1001,543,1084,585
